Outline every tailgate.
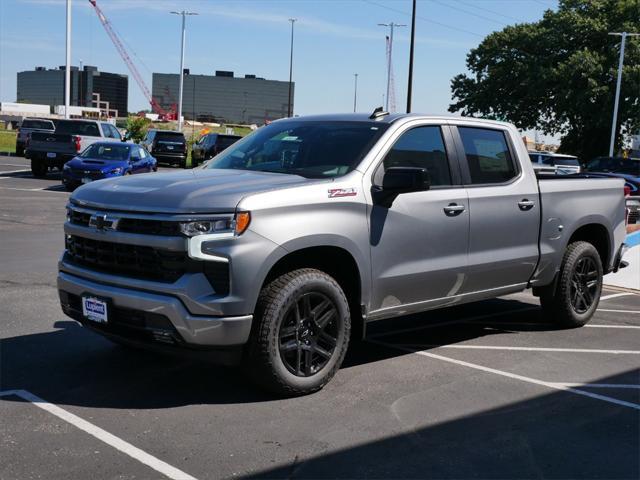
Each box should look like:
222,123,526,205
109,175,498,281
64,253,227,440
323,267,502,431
28,132,76,154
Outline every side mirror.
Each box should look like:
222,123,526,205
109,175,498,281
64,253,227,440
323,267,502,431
373,167,430,207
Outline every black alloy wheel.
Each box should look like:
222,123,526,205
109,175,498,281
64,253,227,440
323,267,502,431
278,292,339,377
569,256,599,314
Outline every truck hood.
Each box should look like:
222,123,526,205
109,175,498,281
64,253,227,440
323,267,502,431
70,168,312,213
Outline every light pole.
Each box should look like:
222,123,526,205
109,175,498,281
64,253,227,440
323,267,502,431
608,32,639,157
65,0,71,119
171,10,198,132
353,73,358,112
287,18,296,117
406,0,416,113
378,22,406,112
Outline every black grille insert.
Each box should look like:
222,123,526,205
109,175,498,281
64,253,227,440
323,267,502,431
65,235,192,283
117,218,181,236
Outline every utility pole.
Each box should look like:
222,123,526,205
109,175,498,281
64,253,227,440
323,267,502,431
378,22,406,112
287,18,296,117
353,73,358,112
608,32,639,156
65,0,71,119
171,10,198,132
406,0,416,113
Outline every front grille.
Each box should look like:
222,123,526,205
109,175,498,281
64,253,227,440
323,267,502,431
70,168,103,179
68,209,181,236
69,209,91,226
63,234,230,293
65,235,192,283
118,218,181,236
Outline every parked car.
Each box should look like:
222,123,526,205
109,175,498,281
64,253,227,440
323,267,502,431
62,142,157,191
583,172,640,224
26,119,123,177
529,151,581,174
191,133,241,166
58,112,627,396
15,118,55,156
585,156,640,178
141,129,187,168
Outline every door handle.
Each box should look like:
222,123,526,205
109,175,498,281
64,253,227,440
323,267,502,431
518,199,535,211
444,203,466,216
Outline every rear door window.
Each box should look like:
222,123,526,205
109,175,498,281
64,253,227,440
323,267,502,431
457,127,517,184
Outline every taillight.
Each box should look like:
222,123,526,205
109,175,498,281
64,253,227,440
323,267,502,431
25,133,30,147
74,136,81,152
624,185,631,197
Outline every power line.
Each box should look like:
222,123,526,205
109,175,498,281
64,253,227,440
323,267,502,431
457,0,524,23
364,0,483,38
431,0,508,27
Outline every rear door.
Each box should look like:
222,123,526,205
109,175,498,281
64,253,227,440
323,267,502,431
452,124,540,294
366,122,470,317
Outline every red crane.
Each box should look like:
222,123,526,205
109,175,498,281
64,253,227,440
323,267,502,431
88,0,175,119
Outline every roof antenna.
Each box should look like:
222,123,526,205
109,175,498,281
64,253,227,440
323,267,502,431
369,106,389,120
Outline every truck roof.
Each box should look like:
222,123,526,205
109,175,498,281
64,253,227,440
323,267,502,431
276,112,513,128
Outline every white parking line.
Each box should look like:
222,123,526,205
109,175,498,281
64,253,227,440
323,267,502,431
0,389,198,480
550,383,640,390
0,163,29,167
369,340,640,410
600,292,635,301
395,344,640,355
597,309,640,314
587,324,640,329
0,186,68,194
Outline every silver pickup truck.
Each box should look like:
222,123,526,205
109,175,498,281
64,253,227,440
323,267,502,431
58,113,628,396
26,119,123,177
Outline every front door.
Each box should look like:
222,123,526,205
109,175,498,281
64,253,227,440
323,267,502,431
367,124,470,318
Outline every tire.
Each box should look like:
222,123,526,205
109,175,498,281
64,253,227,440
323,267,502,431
245,268,351,396
31,159,48,178
15,145,24,157
539,241,603,328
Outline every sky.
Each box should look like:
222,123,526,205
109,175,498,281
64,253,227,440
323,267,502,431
0,0,558,134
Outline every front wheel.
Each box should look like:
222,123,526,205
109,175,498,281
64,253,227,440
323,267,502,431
245,268,351,396
540,241,603,328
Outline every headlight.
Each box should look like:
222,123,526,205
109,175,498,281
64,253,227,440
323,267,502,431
179,212,251,237
109,167,123,174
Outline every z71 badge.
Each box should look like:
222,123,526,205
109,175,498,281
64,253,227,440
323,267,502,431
328,188,357,198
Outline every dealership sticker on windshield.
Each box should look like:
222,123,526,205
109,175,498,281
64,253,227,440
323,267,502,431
82,296,108,323
328,188,357,198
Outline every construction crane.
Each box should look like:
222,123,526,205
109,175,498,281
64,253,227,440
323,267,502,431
88,0,175,119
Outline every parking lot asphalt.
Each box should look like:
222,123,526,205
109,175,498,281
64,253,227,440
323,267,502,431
1,155,639,480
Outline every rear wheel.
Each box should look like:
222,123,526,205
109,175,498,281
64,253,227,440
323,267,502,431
15,145,24,157
539,241,603,327
31,159,48,178
245,268,351,396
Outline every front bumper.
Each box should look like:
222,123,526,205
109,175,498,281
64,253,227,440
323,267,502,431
58,271,253,352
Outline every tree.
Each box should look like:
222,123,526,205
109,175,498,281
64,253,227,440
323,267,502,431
449,0,640,160
124,115,151,143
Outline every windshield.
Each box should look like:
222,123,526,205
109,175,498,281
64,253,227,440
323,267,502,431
21,119,54,130
202,121,388,178
587,157,640,176
80,144,130,161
